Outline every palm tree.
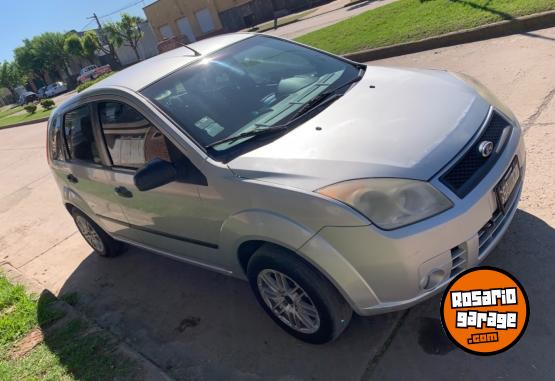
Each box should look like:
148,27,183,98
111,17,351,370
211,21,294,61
104,14,144,62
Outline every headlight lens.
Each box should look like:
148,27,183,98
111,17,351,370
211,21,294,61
316,178,453,230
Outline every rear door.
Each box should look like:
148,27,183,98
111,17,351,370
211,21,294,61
58,104,129,234
95,101,222,267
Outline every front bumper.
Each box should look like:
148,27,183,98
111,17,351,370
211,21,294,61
299,111,526,316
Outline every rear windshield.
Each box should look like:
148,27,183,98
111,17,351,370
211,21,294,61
141,36,359,156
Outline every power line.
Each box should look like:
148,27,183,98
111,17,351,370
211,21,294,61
98,0,146,19
79,19,95,32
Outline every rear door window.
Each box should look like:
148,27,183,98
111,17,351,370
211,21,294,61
98,101,172,169
63,105,101,164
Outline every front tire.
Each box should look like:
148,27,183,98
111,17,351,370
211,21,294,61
247,244,352,344
71,209,123,257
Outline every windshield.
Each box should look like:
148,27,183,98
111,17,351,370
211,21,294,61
141,36,360,156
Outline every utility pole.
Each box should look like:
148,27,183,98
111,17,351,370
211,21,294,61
88,13,102,31
87,13,121,68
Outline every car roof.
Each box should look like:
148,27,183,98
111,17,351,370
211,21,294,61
89,33,253,92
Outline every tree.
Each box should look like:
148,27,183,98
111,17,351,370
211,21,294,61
15,33,73,85
35,32,72,80
82,31,99,64
14,38,48,85
104,14,144,62
64,33,86,63
82,30,119,67
0,61,25,99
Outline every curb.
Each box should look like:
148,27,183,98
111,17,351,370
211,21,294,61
344,10,555,62
0,116,49,130
0,262,174,381
343,0,369,7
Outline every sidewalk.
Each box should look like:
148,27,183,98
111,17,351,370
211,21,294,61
245,0,396,38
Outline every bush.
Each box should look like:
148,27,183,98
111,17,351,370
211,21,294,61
76,72,115,93
40,98,55,110
24,104,37,114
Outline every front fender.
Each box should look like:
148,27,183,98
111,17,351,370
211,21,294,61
219,209,378,313
219,209,317,277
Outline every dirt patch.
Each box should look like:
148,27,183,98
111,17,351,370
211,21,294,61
9,327,44,359
0,305,16,316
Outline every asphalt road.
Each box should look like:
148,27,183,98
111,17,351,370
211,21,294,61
1,28,554,380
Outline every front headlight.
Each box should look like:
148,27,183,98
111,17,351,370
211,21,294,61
316,178,453,230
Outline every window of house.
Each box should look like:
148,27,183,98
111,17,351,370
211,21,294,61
195,8,215,34
98,101,173,169
159,24,174,39
63,105,101,164
176,16,196,42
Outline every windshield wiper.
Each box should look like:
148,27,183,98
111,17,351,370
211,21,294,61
205,123,291,149
206,70,365,149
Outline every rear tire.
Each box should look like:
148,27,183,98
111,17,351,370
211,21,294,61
71,208,123,257
247,244,352,344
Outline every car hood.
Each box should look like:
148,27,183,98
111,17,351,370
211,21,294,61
227,66,491,191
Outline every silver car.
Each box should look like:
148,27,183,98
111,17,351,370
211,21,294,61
45,81,67,98
47,34,525,344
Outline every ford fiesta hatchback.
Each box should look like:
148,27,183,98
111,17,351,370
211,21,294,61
47,34,525,343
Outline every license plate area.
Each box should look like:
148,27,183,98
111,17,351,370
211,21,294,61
495,157,520,212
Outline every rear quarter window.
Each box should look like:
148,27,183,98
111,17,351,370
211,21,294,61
47,116,64,161
63,105,102,164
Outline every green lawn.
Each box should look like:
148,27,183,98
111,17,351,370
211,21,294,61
0,274,136,380
0,108,52,128
0,105,24,119
295,0,555,55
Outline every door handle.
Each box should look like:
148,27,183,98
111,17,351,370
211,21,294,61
67,174,78,184
114,186,133,198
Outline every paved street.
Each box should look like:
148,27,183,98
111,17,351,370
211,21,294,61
265,0,396,39
1,28,554,380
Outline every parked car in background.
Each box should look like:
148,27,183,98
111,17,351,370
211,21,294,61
37,86,47,99
45,82,67,97
77,64,112,84
18,91,38,105
47,34,525,344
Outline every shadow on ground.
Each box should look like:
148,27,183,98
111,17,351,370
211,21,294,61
37,209,554,380
367,209,555,380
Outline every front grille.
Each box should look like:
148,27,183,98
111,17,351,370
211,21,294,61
441,112,512,198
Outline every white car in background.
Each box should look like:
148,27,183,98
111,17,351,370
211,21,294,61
45,82,67,98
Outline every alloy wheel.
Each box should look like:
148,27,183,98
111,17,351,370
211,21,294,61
75,215,105,252
257,269,320,334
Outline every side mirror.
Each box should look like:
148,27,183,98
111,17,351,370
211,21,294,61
134,158,177,191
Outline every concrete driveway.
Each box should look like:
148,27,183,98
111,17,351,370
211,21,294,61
1,28,555,380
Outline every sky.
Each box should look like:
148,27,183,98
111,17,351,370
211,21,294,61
0,0,156,62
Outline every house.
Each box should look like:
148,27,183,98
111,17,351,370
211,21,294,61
144,0,331,46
